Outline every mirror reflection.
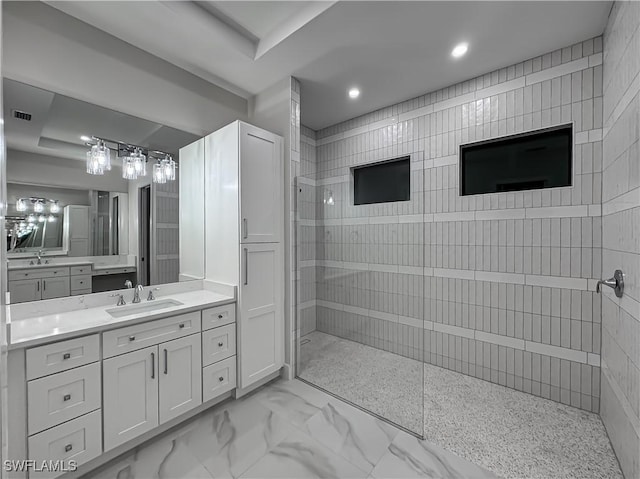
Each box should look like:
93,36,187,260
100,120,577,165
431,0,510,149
4,78,199,303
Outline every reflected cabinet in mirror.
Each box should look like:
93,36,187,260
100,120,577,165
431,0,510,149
4,78,200,303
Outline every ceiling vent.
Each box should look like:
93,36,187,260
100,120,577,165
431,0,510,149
12,110,32,121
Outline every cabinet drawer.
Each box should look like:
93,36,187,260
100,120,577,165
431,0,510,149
103,312,201,359
202,324,236,367
9,267,70,281
70,275,92,291
27,335,100,380
202,303,236,331
70,265,92,276
203,356,236,402
28,363,101,435
28,410,102,479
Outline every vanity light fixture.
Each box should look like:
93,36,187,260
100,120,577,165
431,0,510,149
27,214,36,223
84,136,176,183
451,42,469,58
348,87,360,99
37,215,46,223
49,201,60,214
47,214,56,222
16,198,27,212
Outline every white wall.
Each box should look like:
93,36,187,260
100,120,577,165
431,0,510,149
2,1,248,137
601,2,640,478
249,77,297,377
7,149,129,193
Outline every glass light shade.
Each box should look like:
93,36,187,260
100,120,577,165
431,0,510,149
49,201,60,213
86,151,104,175
162,156,176,181
47,215,56,222
153,162,166,184
133,149,147,177
90,140,111,171
37,215,46,223
122,157,138,180
33,201,44,213
16,198,27,212
27,214,36,223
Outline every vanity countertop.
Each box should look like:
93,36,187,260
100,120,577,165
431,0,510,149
7,289,235,350
7,261,94,271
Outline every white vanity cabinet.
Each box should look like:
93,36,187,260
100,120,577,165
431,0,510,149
102,315,203,450
9,301,238,479
183,120,284,391
8,267,72,304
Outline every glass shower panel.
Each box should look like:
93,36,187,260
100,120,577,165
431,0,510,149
295,133,424,437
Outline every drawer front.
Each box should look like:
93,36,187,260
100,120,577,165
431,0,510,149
202,324,236,367
103,312,201,358
28,363,101,435
9,267,70,281
27,335,100,380
28,410,102,479
70,275,92,291
202,303,236,331
92,267,135,276
70,265,92,276
203,356,236,402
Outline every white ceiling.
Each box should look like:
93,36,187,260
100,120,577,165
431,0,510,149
3,79,199,162
46,1,612,130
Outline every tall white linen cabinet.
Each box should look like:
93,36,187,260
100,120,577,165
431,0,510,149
180,121,284,390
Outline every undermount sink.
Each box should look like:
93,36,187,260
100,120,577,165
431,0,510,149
106,299,184,318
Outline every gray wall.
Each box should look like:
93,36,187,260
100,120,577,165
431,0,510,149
601,2,640,478
301,36,605,413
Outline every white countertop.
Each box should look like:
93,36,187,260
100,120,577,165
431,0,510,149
8,289,235,350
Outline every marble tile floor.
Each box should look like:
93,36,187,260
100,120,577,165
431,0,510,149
84,377,496,479
298,331,623,479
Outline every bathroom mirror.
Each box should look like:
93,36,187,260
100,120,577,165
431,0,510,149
3,78,200,302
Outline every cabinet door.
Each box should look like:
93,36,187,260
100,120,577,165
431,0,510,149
9,278,41,303
158,334,202,424
41,277,70,300
103,346,158,450
239,122,282,243
238,243,283,388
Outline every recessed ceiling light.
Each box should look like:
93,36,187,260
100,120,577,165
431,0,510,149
80,135,91,142
451,42,469,58
348,88,360,99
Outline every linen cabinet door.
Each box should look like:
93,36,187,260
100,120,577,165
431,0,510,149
103,346,158,450
41,276,70,300
239,243,283,388
239,122,282,244
158,334,202,424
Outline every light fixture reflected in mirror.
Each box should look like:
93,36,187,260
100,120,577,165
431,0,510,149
153,162,167,184
49,201,60,213
16,198,27,212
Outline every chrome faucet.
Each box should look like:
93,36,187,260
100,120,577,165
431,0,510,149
36,250,43,265
133,284,143,303
124,280,133,289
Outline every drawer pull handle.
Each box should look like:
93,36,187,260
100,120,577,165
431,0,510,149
151,352,155,379
62,353,71,360
64,444,72,452
63,394,71,402
218,342,224,347
218,314,223,319
219,376,224,382
179,323,185,329
129,336,136,341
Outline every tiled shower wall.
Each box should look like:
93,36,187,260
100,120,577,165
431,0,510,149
300,37,605,412
601,2,640,477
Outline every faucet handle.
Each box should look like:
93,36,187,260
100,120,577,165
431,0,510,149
110,293,126,306
147,287,159,301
